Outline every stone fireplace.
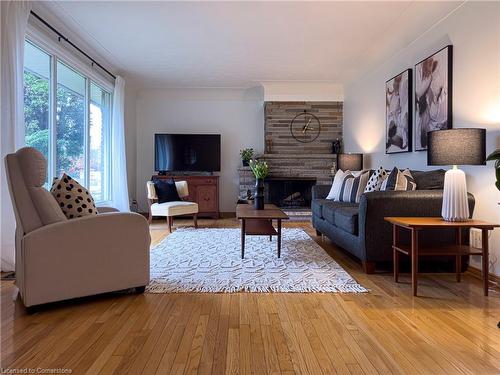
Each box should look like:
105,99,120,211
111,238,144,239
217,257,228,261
238,101,342,207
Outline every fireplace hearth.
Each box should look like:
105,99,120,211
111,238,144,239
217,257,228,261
265,177,316,208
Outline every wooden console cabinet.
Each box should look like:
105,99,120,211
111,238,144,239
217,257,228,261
152,175,220,219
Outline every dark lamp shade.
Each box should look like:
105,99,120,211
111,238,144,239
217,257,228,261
427,129,486,166
337,153,363,171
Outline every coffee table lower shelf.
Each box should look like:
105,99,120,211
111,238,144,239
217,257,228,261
244,219,277,236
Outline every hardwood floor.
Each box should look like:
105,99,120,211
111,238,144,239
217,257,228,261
1,218,499,374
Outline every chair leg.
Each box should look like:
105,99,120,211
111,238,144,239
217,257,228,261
193,213,198,229
167,216,172,233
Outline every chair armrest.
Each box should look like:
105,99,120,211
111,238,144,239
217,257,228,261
97,206,120,214
312,184,331,200
21,212,150,306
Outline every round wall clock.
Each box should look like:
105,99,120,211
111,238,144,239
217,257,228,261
290,110,321,143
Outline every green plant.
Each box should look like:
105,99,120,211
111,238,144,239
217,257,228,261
249,159,269,179
239,148,254,162
486,149,500,191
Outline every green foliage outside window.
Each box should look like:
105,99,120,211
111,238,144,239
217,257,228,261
24,70,85,173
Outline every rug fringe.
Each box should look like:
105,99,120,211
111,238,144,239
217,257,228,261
146,280,368,294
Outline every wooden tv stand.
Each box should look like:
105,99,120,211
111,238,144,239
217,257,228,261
152,175,220,219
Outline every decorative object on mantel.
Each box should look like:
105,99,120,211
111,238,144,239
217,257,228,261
427,128,486,221
249,159,269,210
332,138,342,154
415,45,453,151
486,149,500,191
239,148,254,166
290,110,322,143
337,153,363,171
386,69,412,153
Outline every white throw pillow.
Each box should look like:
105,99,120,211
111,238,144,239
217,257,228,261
326,169,348,200
351,170,364,177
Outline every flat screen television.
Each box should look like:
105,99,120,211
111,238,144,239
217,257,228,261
154,134,221,172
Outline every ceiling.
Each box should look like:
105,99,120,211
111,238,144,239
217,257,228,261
39,1,463,88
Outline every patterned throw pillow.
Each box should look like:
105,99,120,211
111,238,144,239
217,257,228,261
50,173,97,219
380,167,417,191
364,166,388,193
326,169,347,200
339,170,371,203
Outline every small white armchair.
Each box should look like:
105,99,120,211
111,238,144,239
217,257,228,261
146,180,198,232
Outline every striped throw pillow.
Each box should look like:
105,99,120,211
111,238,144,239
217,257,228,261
380,167,416,191
339,170,371,203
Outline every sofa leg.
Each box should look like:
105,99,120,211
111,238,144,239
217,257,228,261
193,213,198,229
315,230,322,236
167,216,172,232
362,261,376,274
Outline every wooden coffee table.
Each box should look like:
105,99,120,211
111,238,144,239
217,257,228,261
236,203,289,258
385,217,499,296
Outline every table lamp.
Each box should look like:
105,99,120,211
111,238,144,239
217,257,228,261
427,128,486,221
338,153,363,171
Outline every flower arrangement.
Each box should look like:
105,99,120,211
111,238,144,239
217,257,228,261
487,149,500,191
249,159,269,179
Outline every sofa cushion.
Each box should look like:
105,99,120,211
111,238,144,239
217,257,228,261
412,169,446,190
321,201,358,225
30,187,67,225
334,206,359,235
312,199,329,218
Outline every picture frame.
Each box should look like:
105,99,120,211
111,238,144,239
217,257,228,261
386,68,412,154
414,45,453,151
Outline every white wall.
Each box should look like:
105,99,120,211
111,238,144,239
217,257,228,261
261,82,343,102
344,2,500,275
135,87,265,212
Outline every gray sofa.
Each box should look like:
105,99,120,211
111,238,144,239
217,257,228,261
312,170,475,273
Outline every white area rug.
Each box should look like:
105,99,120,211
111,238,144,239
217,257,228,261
147,228,367,293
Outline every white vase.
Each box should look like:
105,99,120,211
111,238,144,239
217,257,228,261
442,166,469,221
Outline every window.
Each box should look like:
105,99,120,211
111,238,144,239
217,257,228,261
23,39,112,203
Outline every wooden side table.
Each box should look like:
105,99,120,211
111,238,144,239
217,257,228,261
384,217,499,296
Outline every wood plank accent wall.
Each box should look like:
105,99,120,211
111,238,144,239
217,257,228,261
264,101,343,154
238,102,343,199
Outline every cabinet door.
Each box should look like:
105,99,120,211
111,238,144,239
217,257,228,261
196,185,217,212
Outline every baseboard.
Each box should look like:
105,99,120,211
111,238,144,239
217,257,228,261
467,266,500,291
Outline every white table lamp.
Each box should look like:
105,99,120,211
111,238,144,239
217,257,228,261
427,129,486,221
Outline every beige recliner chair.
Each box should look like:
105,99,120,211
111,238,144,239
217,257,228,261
4,147,150,310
